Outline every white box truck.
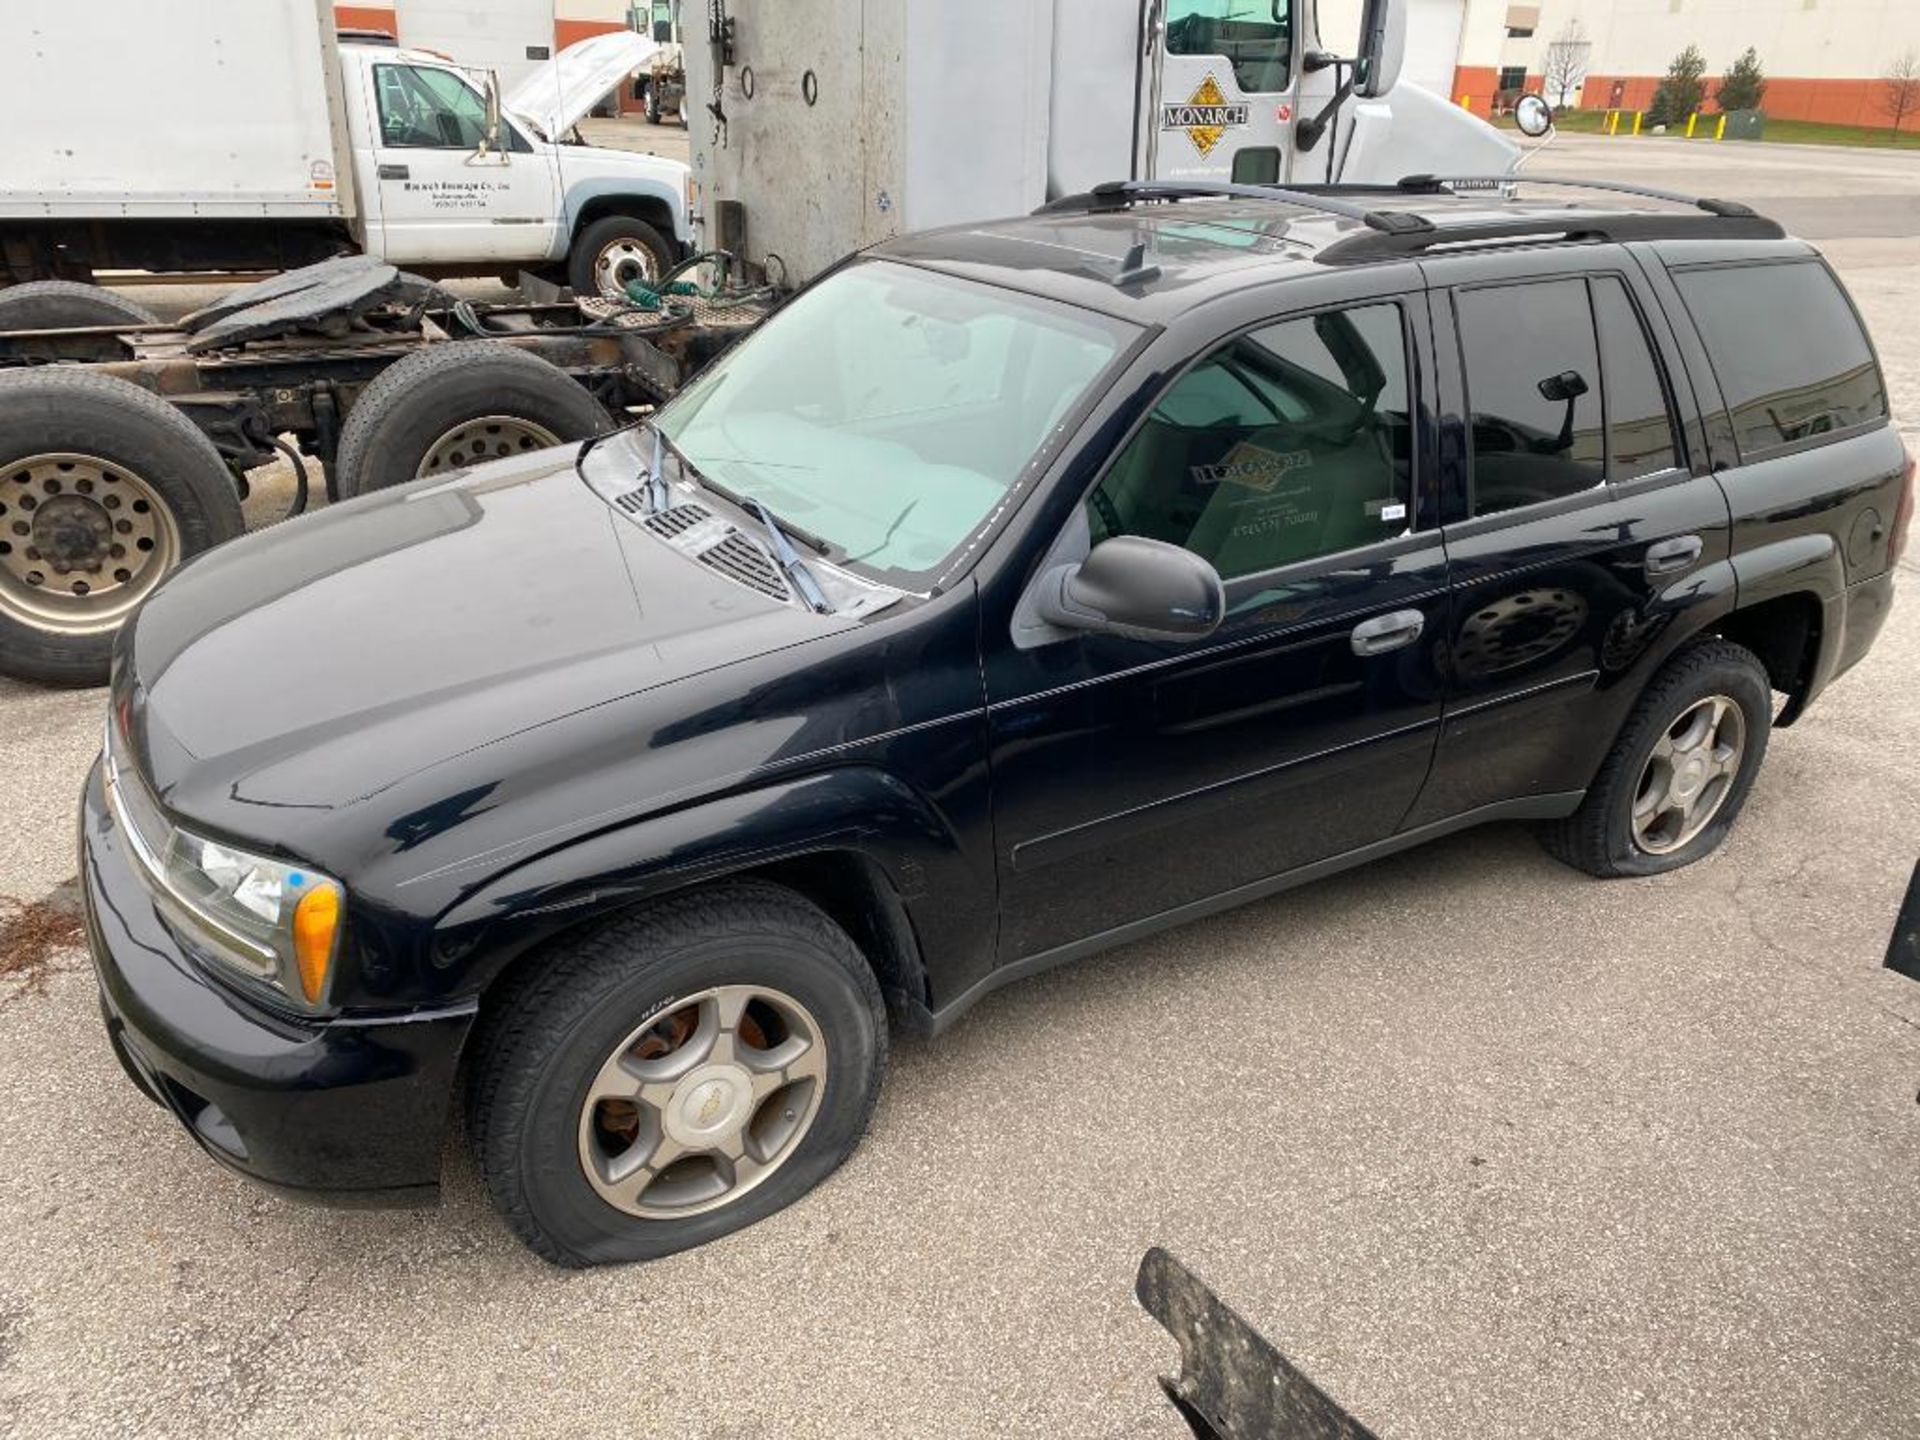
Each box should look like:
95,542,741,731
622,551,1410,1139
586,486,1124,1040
0,0,693,299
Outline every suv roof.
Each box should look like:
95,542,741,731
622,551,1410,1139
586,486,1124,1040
873,177,1793,323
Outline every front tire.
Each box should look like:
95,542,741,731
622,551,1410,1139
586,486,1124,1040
466,882,888,1268
1543,638,1773,877
567,214,674,301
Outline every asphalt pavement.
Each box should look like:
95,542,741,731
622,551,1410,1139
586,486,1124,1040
0,132,1915,1439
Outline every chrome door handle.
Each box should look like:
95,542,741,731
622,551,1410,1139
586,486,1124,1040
1350,609,1425,656
377,163,410,180
1645,534,1703,576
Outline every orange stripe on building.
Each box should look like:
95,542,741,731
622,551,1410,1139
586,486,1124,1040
1582,73,1900,128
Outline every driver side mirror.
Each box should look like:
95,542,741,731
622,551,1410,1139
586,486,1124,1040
1035,536,1225,643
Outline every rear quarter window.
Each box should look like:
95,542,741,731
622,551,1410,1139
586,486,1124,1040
1673,260,1887,457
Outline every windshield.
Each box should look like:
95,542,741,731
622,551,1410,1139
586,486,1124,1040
1165,1,1292,95
655,261,1134,585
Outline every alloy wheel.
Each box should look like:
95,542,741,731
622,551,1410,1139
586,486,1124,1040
577,984,829,1219
1631,694,1747,854
592,237,661,300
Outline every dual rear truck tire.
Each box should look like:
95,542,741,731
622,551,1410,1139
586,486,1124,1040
0,274,613,686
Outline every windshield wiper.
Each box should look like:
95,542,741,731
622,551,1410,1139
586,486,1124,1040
745,500,834,614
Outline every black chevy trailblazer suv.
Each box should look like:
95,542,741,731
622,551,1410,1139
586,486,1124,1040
82,177,1911,1266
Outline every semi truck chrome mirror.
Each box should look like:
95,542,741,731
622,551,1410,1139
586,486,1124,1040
1035,535,1225,643
1514,93,1554,138
1352,0,1405,99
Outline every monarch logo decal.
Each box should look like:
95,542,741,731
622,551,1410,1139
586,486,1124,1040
1162,73,1250,158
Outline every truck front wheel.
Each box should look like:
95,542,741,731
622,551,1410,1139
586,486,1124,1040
568,214,675,302
0,369,242,687
466,882,888,1267
333,342,612,498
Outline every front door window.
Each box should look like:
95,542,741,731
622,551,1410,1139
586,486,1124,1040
1087,301,1413,581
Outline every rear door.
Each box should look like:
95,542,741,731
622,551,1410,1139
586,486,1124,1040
1406,247,1736,826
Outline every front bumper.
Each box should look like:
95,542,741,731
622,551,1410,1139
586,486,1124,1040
80,759,475,1207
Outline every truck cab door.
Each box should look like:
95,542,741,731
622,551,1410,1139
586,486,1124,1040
1145,0,1301,186
359,60,560,266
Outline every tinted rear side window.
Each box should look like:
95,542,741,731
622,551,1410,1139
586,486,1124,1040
1674,261,1886,456
1455,278,1604,517
1592,276,1680,481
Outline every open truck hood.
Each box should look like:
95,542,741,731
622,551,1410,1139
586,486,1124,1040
504,30,659,140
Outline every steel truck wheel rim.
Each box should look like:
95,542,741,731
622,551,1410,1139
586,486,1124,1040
592,237,661,300
0,452,183,635
1631,694,1747,854
577,984,829,1220
414,416,562,478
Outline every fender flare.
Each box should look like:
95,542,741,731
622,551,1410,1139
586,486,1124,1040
561,177,690,246
432,766,985,999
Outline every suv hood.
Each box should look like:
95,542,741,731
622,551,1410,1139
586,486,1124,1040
127,440,854,822
504,30,659,140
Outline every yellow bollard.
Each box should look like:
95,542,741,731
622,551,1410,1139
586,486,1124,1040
1686,112,1698,138
1715,113,1727,140
1459,94,1470,110
1632,110,1643,136
1605,109,1618,134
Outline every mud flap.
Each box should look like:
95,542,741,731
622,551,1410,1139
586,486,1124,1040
1138,1247,1381,1440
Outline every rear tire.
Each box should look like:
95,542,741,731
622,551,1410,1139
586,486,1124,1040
467,882,888,1268
0,281,160,361
0,369,242,687
1541,639,1772,878
332,341,611,498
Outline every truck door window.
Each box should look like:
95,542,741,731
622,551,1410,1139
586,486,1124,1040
1672,261,1887,456
374,64,491,149
1165,1,1292,95
1591,276,1680,481
1088,302,1413,580
1455,279,1604,517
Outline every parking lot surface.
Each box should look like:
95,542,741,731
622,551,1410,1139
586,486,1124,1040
1,135,1916,1439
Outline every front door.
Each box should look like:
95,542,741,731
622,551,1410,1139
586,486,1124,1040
362,60,559,265
986,291,1450,963
1148,0,1300,186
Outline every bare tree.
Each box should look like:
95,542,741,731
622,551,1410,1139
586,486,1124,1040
1542,18,1593,111
1881,50,1920,136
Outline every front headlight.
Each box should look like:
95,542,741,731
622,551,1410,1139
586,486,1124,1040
105,734,343,1011
162,829,344,1006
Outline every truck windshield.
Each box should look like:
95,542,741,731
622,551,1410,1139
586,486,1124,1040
1165,1,1292,95
655,261,1135,585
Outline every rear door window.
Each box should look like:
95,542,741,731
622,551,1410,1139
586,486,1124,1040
1673,260,1887,455
1454,278,1605,517
1591,276,1681,481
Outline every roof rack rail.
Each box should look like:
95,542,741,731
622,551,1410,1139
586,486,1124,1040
1392,172,1762,218
1036,180,1436,237
1317,180,1783,264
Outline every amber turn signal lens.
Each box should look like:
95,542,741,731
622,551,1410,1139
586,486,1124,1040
292,884,341,1004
